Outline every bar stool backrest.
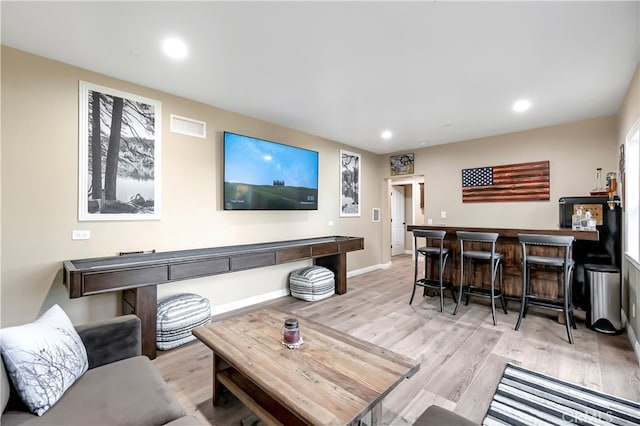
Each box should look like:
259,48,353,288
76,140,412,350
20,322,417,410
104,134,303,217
413,229,446,240
456,231,499,243
456,231,499,255
517,234,574,247
518,234,575,262
413,230,446,252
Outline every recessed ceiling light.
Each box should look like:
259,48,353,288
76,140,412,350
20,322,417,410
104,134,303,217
162,37,188,60
513,99,531,112
381,130,393,139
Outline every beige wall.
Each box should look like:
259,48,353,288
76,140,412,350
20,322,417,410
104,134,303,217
381,116,619,264
618,63,640,353
0,47,384,326
422,118,618,228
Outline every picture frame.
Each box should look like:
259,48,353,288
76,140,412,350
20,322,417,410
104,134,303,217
340,149,361,217
78,81,161,221
390,153,414,176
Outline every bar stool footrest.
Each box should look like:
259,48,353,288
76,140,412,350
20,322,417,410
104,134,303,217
462,286,504,299
525,297,573,312
417,279,454,289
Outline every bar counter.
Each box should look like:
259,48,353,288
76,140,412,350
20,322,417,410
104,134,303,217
406,225,598,300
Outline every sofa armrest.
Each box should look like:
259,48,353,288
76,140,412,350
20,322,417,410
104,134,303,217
414,405,476,426
76,314,141,369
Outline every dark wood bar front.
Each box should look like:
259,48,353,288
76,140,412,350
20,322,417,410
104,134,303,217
406,225,598,301
63,236,364,359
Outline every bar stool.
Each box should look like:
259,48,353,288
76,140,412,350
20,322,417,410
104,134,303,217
411,230,457,313
454,231,507,325
516,234,576,344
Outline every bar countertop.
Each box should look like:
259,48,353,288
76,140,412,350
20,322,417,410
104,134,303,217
406,225,599,241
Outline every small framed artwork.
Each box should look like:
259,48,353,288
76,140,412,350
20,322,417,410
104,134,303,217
390,153,414,176
78,81,161,221
340,149,361,217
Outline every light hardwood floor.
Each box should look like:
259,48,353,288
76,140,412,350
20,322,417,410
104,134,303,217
154,255,640,425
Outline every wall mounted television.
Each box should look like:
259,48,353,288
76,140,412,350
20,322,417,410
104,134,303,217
223,131,319,210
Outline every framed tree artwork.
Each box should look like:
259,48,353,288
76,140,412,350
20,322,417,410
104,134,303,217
78,81,161,221
340,149,361,217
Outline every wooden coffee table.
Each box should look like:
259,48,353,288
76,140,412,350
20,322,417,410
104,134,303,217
192,308,420,425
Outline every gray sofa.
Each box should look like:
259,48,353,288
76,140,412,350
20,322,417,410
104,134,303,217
414,405,476,425
1,314,200,426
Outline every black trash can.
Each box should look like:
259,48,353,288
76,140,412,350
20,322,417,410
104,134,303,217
585,264,623,334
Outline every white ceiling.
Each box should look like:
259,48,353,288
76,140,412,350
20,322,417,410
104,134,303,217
2,1,639,154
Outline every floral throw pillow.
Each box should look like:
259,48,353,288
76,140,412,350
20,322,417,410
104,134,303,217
0,304,88,416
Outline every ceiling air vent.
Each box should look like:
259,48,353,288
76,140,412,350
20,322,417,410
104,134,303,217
170,114,206,139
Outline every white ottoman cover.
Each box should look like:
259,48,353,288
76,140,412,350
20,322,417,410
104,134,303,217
289,266,335,301
156,293,211,350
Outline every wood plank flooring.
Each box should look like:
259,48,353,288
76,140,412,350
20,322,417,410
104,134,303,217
154,255,640,425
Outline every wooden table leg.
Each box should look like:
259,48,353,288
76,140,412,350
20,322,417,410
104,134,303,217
369,402,382,426
122,285,157,359
315,252,347,294
212,352,223,406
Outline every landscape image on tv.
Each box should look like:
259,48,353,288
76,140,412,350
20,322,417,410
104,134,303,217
224,132,319,210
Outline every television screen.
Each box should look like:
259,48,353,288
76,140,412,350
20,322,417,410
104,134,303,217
223,132,319,210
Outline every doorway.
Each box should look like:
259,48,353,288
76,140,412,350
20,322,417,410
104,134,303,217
386,177,424,261
391,185,406,256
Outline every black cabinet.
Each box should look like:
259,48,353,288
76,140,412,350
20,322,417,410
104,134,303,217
559,196,621,309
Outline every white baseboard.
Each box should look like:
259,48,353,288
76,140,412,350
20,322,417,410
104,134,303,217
210,288,289,317
380,261,393,270
210,261,394,315
347,262,391,277
622,310,640,366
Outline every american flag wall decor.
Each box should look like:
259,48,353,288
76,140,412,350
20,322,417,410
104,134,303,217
461,160,550,203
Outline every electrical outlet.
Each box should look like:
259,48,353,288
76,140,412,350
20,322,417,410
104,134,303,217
440,211,447,219
72,230,90,240
427,218,433,225
633,303,636,318
328,221,334,227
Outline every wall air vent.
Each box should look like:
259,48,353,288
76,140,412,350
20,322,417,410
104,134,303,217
170,114,206,139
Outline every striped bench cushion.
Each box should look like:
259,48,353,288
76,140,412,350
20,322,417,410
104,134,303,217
156,293,211,350
289,266,335,301
484,362,640,425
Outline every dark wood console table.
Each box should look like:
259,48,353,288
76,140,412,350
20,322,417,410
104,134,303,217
63,236,364,359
